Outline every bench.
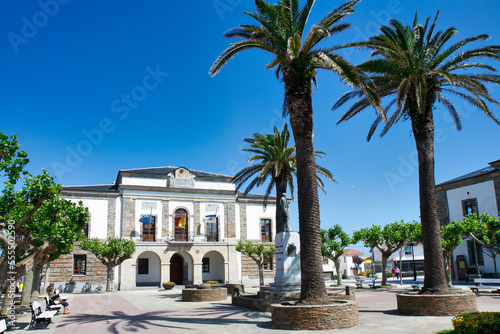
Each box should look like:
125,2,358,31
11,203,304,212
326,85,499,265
0,319,6,334
411,278,424,291
470,278,500,294
355,277,376,289
30,300,57,329
45,296,62,313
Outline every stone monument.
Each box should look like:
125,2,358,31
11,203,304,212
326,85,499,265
267,193,301,297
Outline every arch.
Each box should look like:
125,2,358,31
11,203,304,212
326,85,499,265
201,251,225,282
170,253,185,284
136,251,161,287
174,208,189,241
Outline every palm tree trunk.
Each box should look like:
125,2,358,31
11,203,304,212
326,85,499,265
286,78,328,304
412,117,449,294
275,176,287,234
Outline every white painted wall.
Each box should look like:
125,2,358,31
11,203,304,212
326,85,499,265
195,181,235,191
246,204,276,241
70,198,108,239
447,180,498,222
135,251,161,283
121,177,166,187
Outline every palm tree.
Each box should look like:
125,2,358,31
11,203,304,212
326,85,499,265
233,123,334,234
210,0,365,303
334,12,500,294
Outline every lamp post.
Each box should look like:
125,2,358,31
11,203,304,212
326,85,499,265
408,242,417,281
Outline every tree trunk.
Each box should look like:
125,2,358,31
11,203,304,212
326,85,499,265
412,117,449,294
106,265,114,292
258,260,265,287
381,255,388,285
275,176,288,234
20,268,34,307
31,265,42,301
334,258,342,285
286,76,328,304
0,271,20,317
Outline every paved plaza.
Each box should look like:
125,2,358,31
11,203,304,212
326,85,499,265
6,280,500,333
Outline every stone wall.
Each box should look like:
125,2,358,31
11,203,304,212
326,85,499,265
122,197,136,238
162,200,169,240
43,247,108,290
239,204,247,239
226,202,236,238
181,288,228,302
396,293,477,316
241,252,276,281
271,301,359,330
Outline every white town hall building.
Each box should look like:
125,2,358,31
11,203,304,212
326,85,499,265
45,166,277,291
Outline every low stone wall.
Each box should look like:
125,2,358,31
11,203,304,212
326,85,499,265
271,301,359,330
233,295,272,312
397,293,477,316
181,288,228,302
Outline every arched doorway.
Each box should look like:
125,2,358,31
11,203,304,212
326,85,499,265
136,251,161,287
170,253,184,284
202,251,225,282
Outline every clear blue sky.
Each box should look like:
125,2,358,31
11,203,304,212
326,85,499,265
2,1,500,249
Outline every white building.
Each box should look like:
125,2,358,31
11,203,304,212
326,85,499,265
436,159,500,279
47,166,277,291
322,249,365,278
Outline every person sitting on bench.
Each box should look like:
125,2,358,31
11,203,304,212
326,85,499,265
48,287,70,314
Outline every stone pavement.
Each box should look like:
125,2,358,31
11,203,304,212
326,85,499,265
6,280,500,333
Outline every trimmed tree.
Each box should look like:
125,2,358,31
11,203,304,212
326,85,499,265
20,196,89,306
320,225,351,285
236,240,275,287
462,213,500,256
353,220,420,285
80,237,136,292
441,221,464,285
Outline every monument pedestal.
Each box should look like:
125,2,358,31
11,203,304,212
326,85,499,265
266,231,301,298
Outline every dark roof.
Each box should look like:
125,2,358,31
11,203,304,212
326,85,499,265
237,191,277,200
118,166,232,180
437,160,500,186
62,184,118,192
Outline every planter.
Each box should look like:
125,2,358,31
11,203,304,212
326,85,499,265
162,284,175,290
271,300,359,330
397,292,477,316
182,288,227,302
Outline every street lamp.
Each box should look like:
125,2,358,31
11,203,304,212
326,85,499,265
408,242,417,281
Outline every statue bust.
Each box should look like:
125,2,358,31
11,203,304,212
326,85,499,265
280,193,290,231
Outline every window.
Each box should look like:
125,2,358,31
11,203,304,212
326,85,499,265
263,256,273,270
138,258,149,275
322,256,329,264
261,218,272,242
83,223,89,238
73,255,86,275
462,198,478,217
141,215,156,242
206,217,218,242
174,209,189,241
404,247,412,255
202,257,210,272
467,240,484,266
